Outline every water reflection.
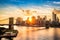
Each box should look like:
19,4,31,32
0,26,59,40
54,28,60,40
13,26,60,40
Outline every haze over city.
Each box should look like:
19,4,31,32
0,0,60,22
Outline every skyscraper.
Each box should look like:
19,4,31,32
52,12,56,21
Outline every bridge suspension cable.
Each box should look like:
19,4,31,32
0,18,9,22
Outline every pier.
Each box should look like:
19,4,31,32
0,17,18,40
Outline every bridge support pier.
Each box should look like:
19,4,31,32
9,17,14,30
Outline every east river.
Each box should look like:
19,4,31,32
0,26,60,40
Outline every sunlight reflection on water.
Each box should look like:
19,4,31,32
0,26,60,40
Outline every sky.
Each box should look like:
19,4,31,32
0,0,60,8
0,0,60,21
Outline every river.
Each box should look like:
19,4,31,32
0,26,60,40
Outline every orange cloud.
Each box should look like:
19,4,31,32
53,9,60,14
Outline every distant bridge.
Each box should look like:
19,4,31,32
0,17,49,30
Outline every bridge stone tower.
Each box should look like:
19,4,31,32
9,17,14,30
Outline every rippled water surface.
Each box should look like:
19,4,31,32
13,26,60,40
0,26,60,40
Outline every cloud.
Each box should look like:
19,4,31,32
53,1,60,4
46,1,60,8
53,9,60,14
0,5,55,20
0,5,53,15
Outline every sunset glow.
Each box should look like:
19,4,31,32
29,17,32,22
0,0,60,24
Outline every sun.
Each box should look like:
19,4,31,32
29,17,32,22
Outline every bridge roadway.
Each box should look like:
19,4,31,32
0,24,48,27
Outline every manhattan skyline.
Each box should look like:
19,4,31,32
0,0,60,23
